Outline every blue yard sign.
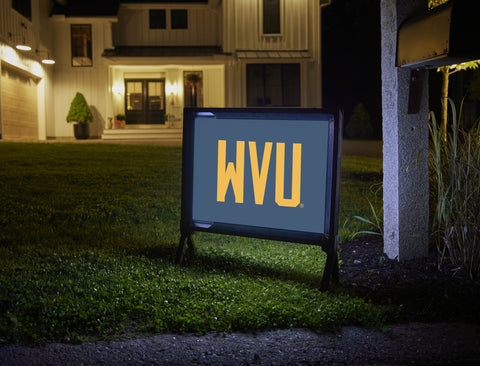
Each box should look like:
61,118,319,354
177,108,342,289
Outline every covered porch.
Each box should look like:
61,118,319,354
102,48,227,141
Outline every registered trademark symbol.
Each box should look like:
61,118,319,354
299,203,304,208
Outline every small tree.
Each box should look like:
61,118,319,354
345,103,373,139
428,0,449,10
437,61,480,141
66,92,93,124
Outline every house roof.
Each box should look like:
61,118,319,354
121,1,208,3
50,0,208,17
236,51,312,59
102,46,225,58
51,0,120,17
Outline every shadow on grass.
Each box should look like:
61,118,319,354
187,249,323,289
121,240,325,289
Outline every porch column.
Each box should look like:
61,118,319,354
381,0,429,260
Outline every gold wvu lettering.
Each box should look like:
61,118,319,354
217,140,302,207
217,140,244,203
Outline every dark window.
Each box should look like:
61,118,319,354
71,25,92,67
247,63,300,107
12,0,31,20
263,0,281,34
171,9,188,29
149,9,166,29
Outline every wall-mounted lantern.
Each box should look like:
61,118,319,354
397,0,480,69
8,32,31,51
36,50,55,65
112,83,125,96
166,82,178,96
166,82,178,106
8,22,31,51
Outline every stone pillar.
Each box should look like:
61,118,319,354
381,0,429,260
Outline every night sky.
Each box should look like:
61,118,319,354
322,0,382,139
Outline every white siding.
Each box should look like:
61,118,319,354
51,20,110,137
1,0,54,58
0,0,54,140
224,0,312,52
51,20,109,68
203,67,225,107
223,0,323,108
0,0,36,52
113,6,220,46
53,68,108,138
2,0,325,139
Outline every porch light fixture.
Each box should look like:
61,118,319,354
37,49,55,65
8,32,31,51
41,56,55,65
166,82,178,95
112,83,125,95
10,23,31,51
167,83,178,106
16,42,31,51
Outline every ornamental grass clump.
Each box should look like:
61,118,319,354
429,99,480,280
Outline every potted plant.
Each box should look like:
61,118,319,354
66,92,93,139
115,114,126,128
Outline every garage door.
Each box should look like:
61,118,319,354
1,65,38,140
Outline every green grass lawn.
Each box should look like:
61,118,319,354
0,142,384,344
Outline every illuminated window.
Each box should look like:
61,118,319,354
71,25,92,67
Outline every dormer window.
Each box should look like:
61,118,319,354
262,0,282,35
148,9,188,30
149,9,166,29
171,9,188,29
71,24,92,67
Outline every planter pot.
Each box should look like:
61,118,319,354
74,123,89,140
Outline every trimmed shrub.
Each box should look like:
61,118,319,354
345,103,373,139
66,92,93,124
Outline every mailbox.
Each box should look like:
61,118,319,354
397,0,480,69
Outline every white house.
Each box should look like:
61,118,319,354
0,0,330,141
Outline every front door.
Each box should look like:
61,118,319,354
125,79,165,124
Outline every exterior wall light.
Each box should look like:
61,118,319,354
37,49,55,65
166,82,178,95
9,23,32,51
41,57,55,65
112,83,125,95
16,43,31,51
8,32,31,51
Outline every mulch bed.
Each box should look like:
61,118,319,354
338,236,480,323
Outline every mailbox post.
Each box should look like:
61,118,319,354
381,0,430,261
381,0,480,261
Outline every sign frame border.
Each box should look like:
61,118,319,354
177,107,342,289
